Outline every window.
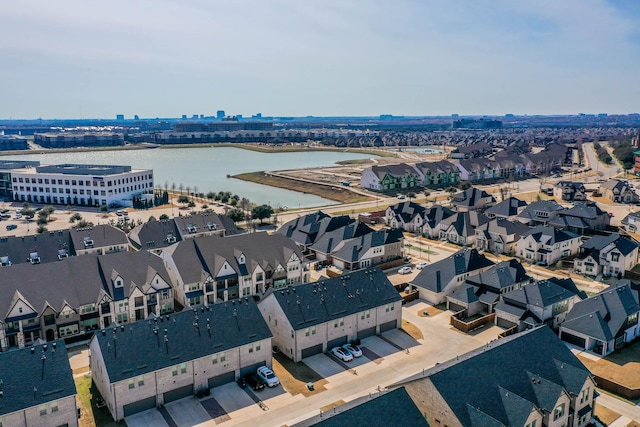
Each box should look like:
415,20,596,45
50,401,58,412
180,363,186,374
212,354,218,364
361,310,371,320
334,317,344,327
138,376,144,386
128,379,135,389
39,405,47,416
172,366,178,376
553,403,565,420
525,421,536,427
611,253,620,262
220,352,226,362
580,387,590,404
248,343,254,353
256,342,261,351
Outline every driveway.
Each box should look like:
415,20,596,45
125,408,169,427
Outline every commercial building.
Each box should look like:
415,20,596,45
11,163,153,207
34,132,124,148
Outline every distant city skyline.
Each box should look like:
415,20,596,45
1,0,639,119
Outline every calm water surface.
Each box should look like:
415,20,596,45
6,147,375,208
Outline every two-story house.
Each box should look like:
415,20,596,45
450,187,495,212
90,299,272,420
475,217,531,255
277,211,354,254
516,226,582,266
385,201,425,232
574,234,639,278
621,211,640,233
517,200,564,226
395,327,596,427
258,268,402,362
413,204,454,238
549,202,611,235
414,160,461,187
485,196,527,220
439,211,489,247
553,181,587,201
599,179,639,204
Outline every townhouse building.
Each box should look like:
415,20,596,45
90,299,272,420
360,164,421,192
11,163,153,208
258,268,402,362
69,224,129,255
413,160,460,186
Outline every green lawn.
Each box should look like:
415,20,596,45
75,375,126,427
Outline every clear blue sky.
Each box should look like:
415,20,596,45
1,0,639,119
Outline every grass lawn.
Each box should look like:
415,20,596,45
402,320,424,340
594,404,621,425
272,353,328,397
577,340,640,390
75,375,126,427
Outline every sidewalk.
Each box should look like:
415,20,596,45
596,392,640,424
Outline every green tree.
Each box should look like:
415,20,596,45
177,195,190,207
37,225,47,234
100,204,109,214
206,192,216,200
252,204,274,224
148,216,157,222
69,212,83,223
459,182,472,190
22,208,35,219
228,208,245,223
187,201,196,208
159,213,170,220
407,191,416,201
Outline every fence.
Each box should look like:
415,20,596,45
450,312,496,333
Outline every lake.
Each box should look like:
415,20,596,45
5,147,375,208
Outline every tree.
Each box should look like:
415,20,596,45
252,204,274,224
41,205,55,222
148,216,157,222
21,208,35,219
187,201,196,208
37,225,47,234
159,213,170,220
207,192,216,200
459,182,472,190
407,191,416,201
228,208,245,223
177,195,190,207
69,212,83,223
220,193,230,204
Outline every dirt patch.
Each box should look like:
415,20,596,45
402,320,424,340
233,172,371,204
418,305,443,317
272,353,328,397
73,366,90,376
320,400,346,412
594,403,621,425
577,341,640,389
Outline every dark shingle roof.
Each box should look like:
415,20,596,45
294,387,429,427
331,229,403,263
420,205,454,229
517,200,563,223
561,282,640,342
388,201,425,224
278,211,355,247
411,249,494,293
172,212,239,238
485,197,527,218
476,218,530,241
395,327,591,427
451,187,495,209
521,226,579,245
93,298,271,383
441,211,489,238
466,259,531,292
69,224,128,251
129,219,183,250
559,202,607,220
0,340,76,416
309,222,374,255
271,268,401,330
502,278,583,309
0,229,72,265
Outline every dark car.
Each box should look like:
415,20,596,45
245,373,266,391
236,376,246,388
6,224,17,231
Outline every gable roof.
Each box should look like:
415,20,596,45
521,226,580,245
558,202,607,220
441,211,489,238
309,221,375,255
561,282,640,342
0,340,76,416
268,268,400,330
577,233,639,260
0,229,72,265
96,250,172,299
502,278,584,309
388,201,425,224
485,197,527,218
395,327,591,427
411,248,494,293
331,229,403,263
172,212,239,237
93,298,271,383
600,179,634,193
476,218,531,241
466,259,531,292
517,200,564,222
370,163,419,180
277,211,354,247
420,205,454,229
293,387,429,427
69,224,128,251
451,187,495,209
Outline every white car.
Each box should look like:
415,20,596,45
256,366,279,387
398,266,412,275
13,213,22,220
416,262,428,270
342,343,362,358
331,346,353,362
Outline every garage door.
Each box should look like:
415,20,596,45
357,327,376,340
448,302,466,313
379,320,397,333
123,396,156,417
163,384,193,404
560,331,586,348
240,361,266,378
496,317,517,330
327,336,347,350
301,343,323,359
208,371,235,389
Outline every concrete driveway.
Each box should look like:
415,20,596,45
125,408,169,427
303,353,348,379
166,397,211,426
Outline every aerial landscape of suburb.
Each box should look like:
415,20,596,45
1,1,640,427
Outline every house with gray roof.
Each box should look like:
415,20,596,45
621,210,640,233
438,211,489,247
553,181,587,201
548,202,610,235
516,200,564,226
129,212,239,252
258,268,402,362
516,226,581,266
410,248,494,304
574,233,639,278
599,179,639,204
0,340,78,427
69,224,129,255
454,158,501,181
559,281,639,356
385,201,425,232
494,278,586,332
413,204,454,238
292,387,429,427
475,217,531,255
485,196,527,220
414,160,460,187
277,211,354,252
450,187,495,212
90,298,272,421
0,250,174,352
0,229,72,267
161,232,308,308
446,259,532,317
328,228,404,271
395,327,595,427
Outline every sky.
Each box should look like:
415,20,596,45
1,0,639,119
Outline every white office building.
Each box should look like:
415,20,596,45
11,164,153,207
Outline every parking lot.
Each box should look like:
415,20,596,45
124,302,502,427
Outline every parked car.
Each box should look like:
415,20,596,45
416,261,428,270
256,366,279,387
331,346,353,362
116,210,123,216
13,213,21,220
245,373,266,391
236,376,246,388
397,194,406,199
5,224,17,231
398,266,412,275
342,343,362,358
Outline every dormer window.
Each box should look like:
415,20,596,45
238,254,245,264
29,252,41,265
207,221,216,231
114,279,123,288
187,224,197,234
166,233,176,243
83,237,94,248
57,249,69,261
1,256,11,267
